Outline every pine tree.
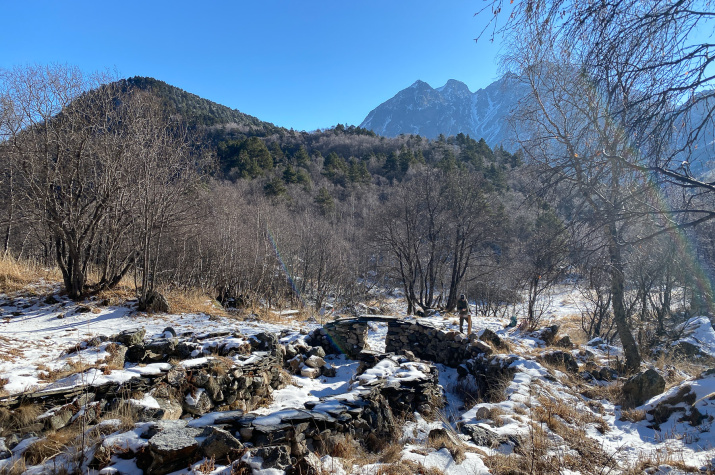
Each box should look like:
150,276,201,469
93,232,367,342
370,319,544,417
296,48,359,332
314,187,335,215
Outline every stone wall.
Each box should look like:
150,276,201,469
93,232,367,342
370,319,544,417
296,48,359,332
0,330,287,435
133,355,445,474
309,317,494,367
307,319,369,358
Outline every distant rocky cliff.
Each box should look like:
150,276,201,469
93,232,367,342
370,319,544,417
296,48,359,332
360,75,527,147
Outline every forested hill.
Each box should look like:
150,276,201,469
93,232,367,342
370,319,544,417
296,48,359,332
121,76,522,192
122,76,281,133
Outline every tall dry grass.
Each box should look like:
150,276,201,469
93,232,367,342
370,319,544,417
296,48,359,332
0,255,61,294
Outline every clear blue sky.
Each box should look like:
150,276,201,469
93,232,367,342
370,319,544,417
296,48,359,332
1,1,503,132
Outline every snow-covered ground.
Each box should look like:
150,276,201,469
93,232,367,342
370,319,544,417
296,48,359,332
2,285,715,474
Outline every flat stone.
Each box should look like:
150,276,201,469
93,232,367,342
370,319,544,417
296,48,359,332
115,328,146,347
304,355,326,369
301,367,321,379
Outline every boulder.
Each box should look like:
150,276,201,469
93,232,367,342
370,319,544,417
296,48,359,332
183,388,212,415
139,290,170,313
304,355,326,369
250,445,292,471
479,328,503,349
623,368,666,407
301,367,321,379
321,363,337,378
461,424,504,447
308,346,326,358
533,325,560,345
115,328,146,347
555,335,573,349
541,350,579,373
155,397,183,420
141,427,203,475
201,427,243,460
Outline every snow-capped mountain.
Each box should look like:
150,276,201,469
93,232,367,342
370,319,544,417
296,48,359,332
360,75,527,147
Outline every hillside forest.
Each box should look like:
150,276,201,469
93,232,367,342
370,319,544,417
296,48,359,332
1,66,714,372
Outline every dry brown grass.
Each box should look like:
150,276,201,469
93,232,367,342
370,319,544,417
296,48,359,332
378,442,404,464
316,433,379,470
92,278,136,307
0,457,27,475
0,347,23,363
37,360,95,383
375,460,445,475
652,352,705,387
253,306,313,325
163,287,227,317
0,403,44,435
0,255,61,294
486,419,618,475
23,429,78,466
624,449,702,474
553,312,589,346
620,408,647,423
427,432,465,464
534,394,610,434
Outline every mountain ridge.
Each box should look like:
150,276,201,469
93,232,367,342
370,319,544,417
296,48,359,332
360,75,526,147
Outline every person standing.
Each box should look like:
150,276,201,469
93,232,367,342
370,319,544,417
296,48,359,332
457,294,471,334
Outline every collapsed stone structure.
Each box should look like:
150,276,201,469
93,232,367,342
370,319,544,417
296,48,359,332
1,313,604,474
307,316,507,366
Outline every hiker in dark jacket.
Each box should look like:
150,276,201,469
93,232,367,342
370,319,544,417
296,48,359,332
457,294,471,334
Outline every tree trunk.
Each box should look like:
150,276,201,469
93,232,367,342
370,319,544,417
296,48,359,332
609,235,641,371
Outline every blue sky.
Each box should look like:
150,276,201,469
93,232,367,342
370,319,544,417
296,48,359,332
1,1,503,131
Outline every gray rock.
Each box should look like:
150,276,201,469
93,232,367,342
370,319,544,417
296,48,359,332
251,445,291,471
308,346,326,358
623,368,666,407
143,427,202,475
139,290,170,313
42,409,73,431
541,350,579,373
155,397,183,420
321,363,337,378
115,328,146,347
479,328,503,349
200,427,243,460
183,389,213,415
304,355,326,369
533,325,560,345
555,335,573,349
461,424,504,447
